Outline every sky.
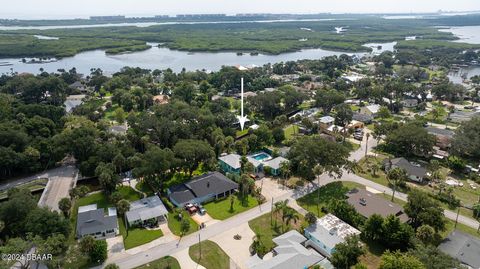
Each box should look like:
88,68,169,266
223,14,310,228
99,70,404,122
1,0,480,20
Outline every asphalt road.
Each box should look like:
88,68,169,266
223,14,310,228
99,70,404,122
37,165,77,211
96,132,480,269
0,165,77,191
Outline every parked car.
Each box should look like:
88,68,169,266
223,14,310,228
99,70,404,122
198,205,207,215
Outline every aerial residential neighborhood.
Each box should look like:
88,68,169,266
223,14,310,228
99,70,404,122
1,1,480,269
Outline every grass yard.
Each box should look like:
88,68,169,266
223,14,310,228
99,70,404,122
248,207,305,253
284,124,299,140
118,218,164,249
296,181,351,217
189,240,230,269
134,256,180,269
236,128,250,138
354,155,398,190
167,212,198,236
203,194,259,220
135,181,155,196
443,219,480,239
76,192,112,209
117,185,143,201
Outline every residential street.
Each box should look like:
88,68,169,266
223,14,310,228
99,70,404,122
96,135,479,269
0,165,77,192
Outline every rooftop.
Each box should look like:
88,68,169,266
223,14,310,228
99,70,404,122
305,213,361,251
425,127,455,138
218,153,242,170
386,157,427,178
346,188,409,222
168,172,239,205
248,230,324,269
439,230,480,269
76,207,118,237
263,156,289,170
126,196,168,223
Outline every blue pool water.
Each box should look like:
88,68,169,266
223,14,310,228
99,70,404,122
252,153,271,161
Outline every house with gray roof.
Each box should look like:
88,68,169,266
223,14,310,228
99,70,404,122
359,104,381,117
247,230,326,269
304,213,361,257
448,111,480,123
126,196,169,227
352,112,374,124
439,230,480,269
347,188,409,222
76,204,119,239
167,172,238,207
383,157,427,183
263,156,289,176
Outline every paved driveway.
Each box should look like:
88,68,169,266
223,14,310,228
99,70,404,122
191,212,220,226
255,177,290,201
210,222,255,269
171,248,206,269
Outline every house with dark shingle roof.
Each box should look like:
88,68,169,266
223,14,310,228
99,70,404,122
346,188,409,222
76,204,119,239
439,230,480,269
167,172,239,207
383,157,427,183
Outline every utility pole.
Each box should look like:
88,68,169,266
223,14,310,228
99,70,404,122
198,232,202,259
365,133,370,158
455,206,460,228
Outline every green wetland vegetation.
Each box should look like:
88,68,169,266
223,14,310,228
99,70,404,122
0,15,474,58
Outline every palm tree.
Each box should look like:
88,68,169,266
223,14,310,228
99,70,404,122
386,168,407,202
273,200,288,227
279,161,291,181
282,208,299,232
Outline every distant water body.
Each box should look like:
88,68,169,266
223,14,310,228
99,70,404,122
0,46,372,75
0,18,345,30
439,25,480,44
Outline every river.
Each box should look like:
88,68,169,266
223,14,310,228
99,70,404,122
0,24,478,76
0,45,378,75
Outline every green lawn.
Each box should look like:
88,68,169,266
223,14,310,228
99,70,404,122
354,155,393,189
189,240,230,269
248,207,305,253
76,192,112,209
203,194,259,220
134,256,180,269
167,212,198,236
296,181,351,217
76,186,142,209
236,128,249,138
117,185,143,201
118,218,164,249
284,125,299,140
135,181,155,196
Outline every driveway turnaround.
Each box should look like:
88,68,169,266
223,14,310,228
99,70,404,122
210,222,255,269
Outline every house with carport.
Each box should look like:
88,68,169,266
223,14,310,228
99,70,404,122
167,172,239,207
125,196,169,227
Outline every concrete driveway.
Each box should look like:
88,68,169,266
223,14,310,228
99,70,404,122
210,222,255,269
255,177,290,201
171,248,206,269
191,212,220,227
107,236,125,256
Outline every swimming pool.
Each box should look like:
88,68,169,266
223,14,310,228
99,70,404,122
252,152,271,161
